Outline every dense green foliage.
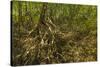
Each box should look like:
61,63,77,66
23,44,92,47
11,1,97,66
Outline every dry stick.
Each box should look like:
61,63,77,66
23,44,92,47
47,17,56,28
